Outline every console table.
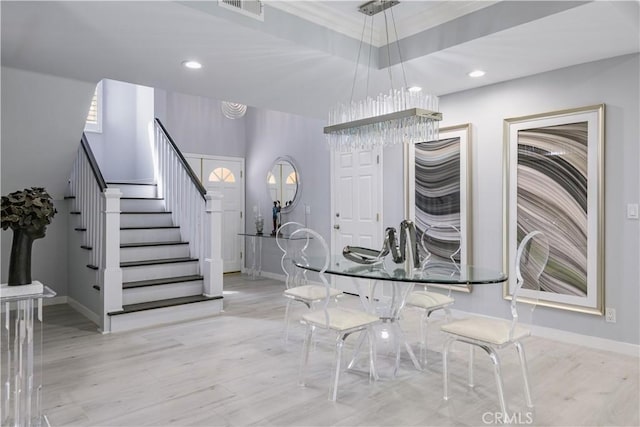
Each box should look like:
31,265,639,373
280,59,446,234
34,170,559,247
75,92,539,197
1,282,56,427
238,232,311,280
238,233,274,279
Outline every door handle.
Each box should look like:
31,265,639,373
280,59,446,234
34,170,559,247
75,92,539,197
333,224,340,230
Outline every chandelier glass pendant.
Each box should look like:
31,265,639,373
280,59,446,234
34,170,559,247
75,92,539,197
324,0,442,151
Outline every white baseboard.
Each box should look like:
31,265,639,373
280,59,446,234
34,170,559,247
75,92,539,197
529,323,639,357
43,295,68,306
258,270,286,281
238,268,287,283
66,296,101,327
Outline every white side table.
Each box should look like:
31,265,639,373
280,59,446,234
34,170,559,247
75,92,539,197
1,281,56,427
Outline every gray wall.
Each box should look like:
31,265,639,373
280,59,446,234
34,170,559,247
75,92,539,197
244,107,331,274
1,67,94,198
1,67,95,294
384,53,640,345
156,90,246,158
86,79,155,183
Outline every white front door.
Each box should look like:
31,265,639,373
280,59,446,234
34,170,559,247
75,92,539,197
186,154,245,273
331,148,382,294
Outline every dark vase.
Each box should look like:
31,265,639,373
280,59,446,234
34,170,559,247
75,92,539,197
7,228,36,286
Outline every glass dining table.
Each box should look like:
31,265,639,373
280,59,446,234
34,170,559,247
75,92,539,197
293,255,507,376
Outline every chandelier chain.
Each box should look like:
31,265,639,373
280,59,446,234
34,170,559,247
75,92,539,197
383,10,394,92
323,0,442,151
366,15,374,99
390,6,408,90
349,16,369,105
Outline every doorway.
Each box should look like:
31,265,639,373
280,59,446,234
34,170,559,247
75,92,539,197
185,154,245,273
330,147,383,294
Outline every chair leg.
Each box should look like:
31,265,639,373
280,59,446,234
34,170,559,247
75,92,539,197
468,345,475,388
442,336,456,400
367,326,379,382
419,310,429,367
284,299,293,344
484,346,508,418
298,324,314,387
514,341,534,408
330,334,346,402
392,324,401,378
397,323,422,371
347,330,367,370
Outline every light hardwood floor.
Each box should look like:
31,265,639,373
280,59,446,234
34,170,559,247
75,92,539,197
41,274,639,426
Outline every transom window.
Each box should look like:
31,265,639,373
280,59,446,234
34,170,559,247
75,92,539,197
209,167,236,183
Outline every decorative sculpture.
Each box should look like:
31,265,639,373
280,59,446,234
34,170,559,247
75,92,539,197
343,220,420,268
1,187,57,285
271,200,281,235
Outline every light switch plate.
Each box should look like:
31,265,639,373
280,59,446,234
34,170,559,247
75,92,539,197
627,203,639,220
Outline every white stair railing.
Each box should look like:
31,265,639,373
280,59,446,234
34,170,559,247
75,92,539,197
68,135,122,325
153,119,223,297
69,138,105,270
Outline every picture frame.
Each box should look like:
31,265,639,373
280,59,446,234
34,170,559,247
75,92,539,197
503,104,605,315
405,123,472,292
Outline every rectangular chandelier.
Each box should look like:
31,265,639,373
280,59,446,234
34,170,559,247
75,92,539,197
324,1,442,151
324,88,441,150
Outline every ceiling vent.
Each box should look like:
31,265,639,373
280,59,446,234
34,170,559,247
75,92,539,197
218,0,264,21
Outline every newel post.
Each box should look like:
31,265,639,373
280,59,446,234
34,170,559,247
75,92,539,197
204,191,224,297
103,188,123,314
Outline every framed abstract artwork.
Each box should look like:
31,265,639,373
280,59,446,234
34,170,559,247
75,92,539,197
503,104,605,315
406,124,472,292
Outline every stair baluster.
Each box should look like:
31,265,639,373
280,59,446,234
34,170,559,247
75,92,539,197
153,119,223,300
68,135,124,329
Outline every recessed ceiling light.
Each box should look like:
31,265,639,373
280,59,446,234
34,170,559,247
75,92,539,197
468,70,486,78
408,86,422,93
182,60,202,70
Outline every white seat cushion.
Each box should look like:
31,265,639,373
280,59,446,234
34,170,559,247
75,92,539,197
302,308,379,332
284,285,342,301
406,291,454,310
441,317,530,346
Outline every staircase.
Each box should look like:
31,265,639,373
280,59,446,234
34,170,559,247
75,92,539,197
67,124,224,333
103,182,222,332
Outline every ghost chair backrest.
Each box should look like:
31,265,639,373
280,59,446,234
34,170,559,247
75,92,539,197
510,230,550,341
276,221,307,290
420,222,462,270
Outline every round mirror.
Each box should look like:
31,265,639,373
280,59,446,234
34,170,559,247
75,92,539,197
267,156,300,214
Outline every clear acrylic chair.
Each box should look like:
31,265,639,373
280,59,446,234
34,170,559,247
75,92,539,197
405,223,460,366
293,227,380,402
276,221,342,343
441,230,549,416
